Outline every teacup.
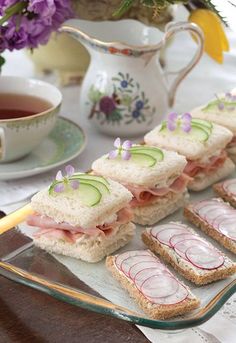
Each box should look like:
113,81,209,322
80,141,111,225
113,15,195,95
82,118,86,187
0,76,62,162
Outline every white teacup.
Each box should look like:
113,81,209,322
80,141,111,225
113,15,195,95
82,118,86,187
0,76,62,162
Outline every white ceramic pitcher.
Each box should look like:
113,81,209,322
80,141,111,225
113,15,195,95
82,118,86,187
61,19,204,136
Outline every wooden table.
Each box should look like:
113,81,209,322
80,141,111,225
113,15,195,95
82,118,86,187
0,276,149,343
0,228,148,343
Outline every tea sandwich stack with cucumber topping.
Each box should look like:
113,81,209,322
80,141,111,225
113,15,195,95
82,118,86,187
191,90,236,163
27,166,135,263
92,138,190,226
144,113,235,191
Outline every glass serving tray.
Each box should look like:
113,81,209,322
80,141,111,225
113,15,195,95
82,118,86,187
0,185,235,331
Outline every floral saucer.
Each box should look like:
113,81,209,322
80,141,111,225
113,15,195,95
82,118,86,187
0,117,86,180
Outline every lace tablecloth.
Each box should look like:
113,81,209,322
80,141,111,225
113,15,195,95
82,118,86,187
1,27,236,343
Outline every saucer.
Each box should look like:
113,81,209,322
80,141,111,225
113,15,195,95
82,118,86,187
0,117,86,180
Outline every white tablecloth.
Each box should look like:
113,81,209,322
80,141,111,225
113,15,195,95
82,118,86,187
1,25,236,343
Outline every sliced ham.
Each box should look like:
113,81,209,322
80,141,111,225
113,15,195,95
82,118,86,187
126,174,190,207
27,206,133,243
184,150,227,178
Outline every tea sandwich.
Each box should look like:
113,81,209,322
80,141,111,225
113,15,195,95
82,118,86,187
184,198,236,254
27,167,135,262
142,222,236,285
92,139,190,225
144,113,235,191
191,90,236,163
106,250,200,319
213,178,236,208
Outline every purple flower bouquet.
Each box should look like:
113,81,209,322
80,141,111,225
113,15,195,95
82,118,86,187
0,0,73,68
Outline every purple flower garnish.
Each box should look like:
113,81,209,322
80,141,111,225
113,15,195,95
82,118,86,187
53,165,79,193
108,138,132,161
216,92,236,111
181,112,192,133
167,112,178,131
166,112,192,133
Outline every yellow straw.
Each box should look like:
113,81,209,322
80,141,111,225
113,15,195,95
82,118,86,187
0,204,34,235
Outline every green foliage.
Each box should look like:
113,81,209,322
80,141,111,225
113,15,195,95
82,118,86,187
0,55,5,71
114,0,226,24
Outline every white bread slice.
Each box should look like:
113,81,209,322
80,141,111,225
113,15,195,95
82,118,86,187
191,94,236,134
31,179,132,229
227,146,236,163
133,190,189,225
188,157,235,191
33,222,135,263
92,148,187,188
144,123,233,161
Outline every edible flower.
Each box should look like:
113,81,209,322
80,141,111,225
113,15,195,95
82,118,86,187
53,165,79,193
167,112,192,133
216,92,236,111
108,137,133,160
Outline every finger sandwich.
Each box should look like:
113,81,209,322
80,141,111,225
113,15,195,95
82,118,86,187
144,113,235,191
191,90,236,162
92,138,190,225
27,166,135,263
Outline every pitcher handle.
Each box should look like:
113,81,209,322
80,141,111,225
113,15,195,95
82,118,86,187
162,21,204,107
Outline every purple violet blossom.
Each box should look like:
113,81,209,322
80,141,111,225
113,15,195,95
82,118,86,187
54,165,79,193
216,92,236,111
0,0,73,53
108,137,133,161
167,112,192,133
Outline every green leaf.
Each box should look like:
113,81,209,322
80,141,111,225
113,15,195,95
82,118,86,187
113,0,135,17
0,55,5,70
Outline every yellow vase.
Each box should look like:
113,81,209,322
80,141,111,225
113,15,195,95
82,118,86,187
27,32,90,85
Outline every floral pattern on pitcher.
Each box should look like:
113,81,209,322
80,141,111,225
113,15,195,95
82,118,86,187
88,72,155,125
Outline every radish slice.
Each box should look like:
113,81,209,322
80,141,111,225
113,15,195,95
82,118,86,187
223,179,236,196
185,245,224,270
134,267,170,290
170,233,204,248
154,227,189,247
115,250,152,270
129,261,166,280
212,213,236,229
145,284,188,305
218,219,236,241
141,274,179,298
174,239,208,260
121,255,158,277
197,204,228,220
150,223,187,239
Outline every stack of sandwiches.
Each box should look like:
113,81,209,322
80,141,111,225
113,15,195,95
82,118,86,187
92,143,190,225
27,172,135,262
24,108,236,320
191,90,236,162
144,115,235,191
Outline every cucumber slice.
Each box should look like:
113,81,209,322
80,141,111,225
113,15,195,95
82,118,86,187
78,182,102,206
73,173,110,187
130,152,156,167
189,124,209,142
130,146,164,162
191,119,212,134
191,118,212,129
77,179,110,195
